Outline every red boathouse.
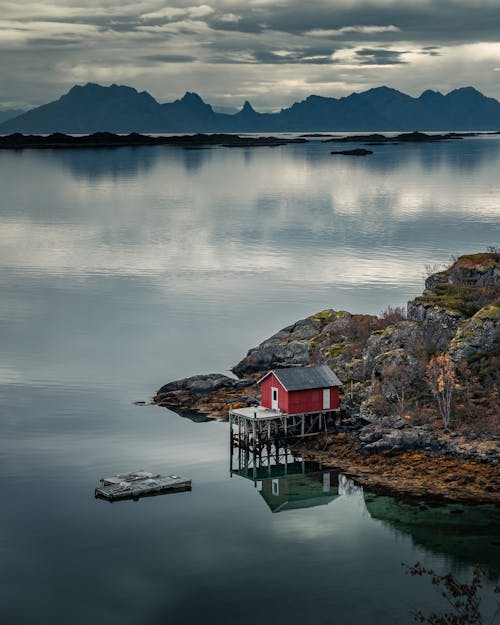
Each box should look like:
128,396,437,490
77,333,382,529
258,365,342,415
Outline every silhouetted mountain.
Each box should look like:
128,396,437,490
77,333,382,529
1,83,500,133
0,109,26,123
0,83,164,133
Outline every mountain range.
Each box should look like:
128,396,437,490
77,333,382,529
1,83,500,134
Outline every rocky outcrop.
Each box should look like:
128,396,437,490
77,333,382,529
406,302,464,351
154,374,258,420
358,422,440,454
231,316,319,377
363,321,425,377
155,251,499,433
232,309,381,379
448,304,500,363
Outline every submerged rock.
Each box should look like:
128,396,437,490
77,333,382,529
330,148,373,156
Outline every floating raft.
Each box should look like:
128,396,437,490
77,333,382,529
95,470,191,501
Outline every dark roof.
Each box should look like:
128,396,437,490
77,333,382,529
258,365,342,391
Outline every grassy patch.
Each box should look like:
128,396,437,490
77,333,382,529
473,303,500,321
415,284,497,317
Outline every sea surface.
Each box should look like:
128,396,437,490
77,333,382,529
0,135,499,625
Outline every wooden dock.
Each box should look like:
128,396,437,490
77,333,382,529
229,405,340,485
95,470,191,501
229,405,339,450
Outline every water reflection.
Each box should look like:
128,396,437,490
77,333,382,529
364,492,500,573
32,135,500,185
1,135,499,625
230,438,364,513
230,436,499,573
54,146,160,180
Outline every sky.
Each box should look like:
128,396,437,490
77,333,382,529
1,0,500,112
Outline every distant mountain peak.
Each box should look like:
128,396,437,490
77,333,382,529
62,82,156,103
420,89,443,97
364,85,402,94
181,91,205,103
240,100,257,114
447,86,484,99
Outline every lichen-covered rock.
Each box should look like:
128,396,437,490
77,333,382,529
358,423,440,454
363,321,425,377
406,302,464,351
231,309,379,378
409,252,499,325
231,313,328,377
448,304,500,363
447,253,500,288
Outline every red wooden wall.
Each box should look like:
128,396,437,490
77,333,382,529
260,373,340,414
260,373,287,410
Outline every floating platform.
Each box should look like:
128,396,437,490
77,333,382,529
95,470,191,501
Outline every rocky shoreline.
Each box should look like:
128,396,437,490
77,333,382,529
302,435,499,504
154,252,499,503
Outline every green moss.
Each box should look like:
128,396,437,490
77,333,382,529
309,335,324,347
334,310,349,319
415,292,483,317
473,304,500,321
416,265,498,317
328,344,345,358
466,350,500,379
456,252,499,266
313,310,336,324
381,324,396,336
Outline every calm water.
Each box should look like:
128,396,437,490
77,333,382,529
0,136,499,625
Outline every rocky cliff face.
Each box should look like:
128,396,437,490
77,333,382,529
155,252,499,432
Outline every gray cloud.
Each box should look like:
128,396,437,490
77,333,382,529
142,53,196,63
0,1,499,110
355,48,408,65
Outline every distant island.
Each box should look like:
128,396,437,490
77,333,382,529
0,132,306,150
1,83,500,134
0,130,479,151
154,252,500,503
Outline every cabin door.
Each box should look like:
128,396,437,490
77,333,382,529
323,388,330,410
271,387,279,410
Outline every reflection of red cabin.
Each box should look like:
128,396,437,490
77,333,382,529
257,365,342,415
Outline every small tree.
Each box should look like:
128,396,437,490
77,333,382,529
426,353,457,429
405,563,499,625
381,362,414,418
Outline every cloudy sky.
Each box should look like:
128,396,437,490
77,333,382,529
1,0,500,111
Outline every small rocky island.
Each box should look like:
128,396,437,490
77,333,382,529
323,131,467,144
331,148,373,156
155,252,499,502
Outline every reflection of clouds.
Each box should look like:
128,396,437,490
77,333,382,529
0,365,22,384
0,140,499,294
0,218,437,289
269,473,369,542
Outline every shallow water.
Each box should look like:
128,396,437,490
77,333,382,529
0,136,499,624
